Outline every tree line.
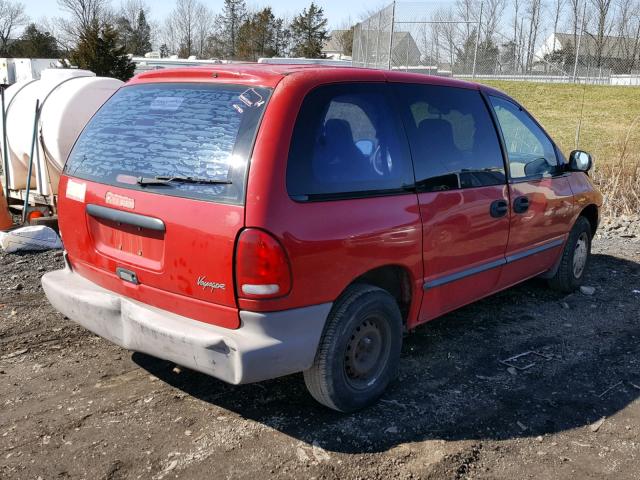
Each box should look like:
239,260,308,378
0,0,331,80
415,0,640,75
4,0,637,81
161,0,329,60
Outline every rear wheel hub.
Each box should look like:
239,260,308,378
344,317,390,389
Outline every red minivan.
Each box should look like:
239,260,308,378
42,65,602,412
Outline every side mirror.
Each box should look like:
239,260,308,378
568,150,593,172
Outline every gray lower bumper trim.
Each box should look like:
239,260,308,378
41,268,332,384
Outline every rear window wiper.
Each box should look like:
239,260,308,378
136,176,233,186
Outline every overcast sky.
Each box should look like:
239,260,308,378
19,0,380,30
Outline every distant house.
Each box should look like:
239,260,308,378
536,32,640,73
322,30,351,60
352,30,422,67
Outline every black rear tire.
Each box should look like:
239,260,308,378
548,216,592,293
303,284,403,412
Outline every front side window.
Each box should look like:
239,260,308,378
66,83,271,204
287,83,413,200
489,96,558,179
394,84,506,192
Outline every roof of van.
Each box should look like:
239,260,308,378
129,63,494,93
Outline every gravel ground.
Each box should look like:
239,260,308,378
0,230,639,479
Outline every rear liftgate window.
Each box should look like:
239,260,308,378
65,83,271,204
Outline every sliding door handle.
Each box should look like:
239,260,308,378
490,199,509,218
513,196,530,214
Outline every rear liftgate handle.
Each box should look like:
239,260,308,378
490,199,509,218
513,196,530,214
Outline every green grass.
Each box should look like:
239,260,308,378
479,81,640,165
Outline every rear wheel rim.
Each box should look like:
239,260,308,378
573,232,589,278
343,315,391,391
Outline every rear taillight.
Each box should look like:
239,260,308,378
235,228,292,299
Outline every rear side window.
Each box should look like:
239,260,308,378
489,96,558,179
394,84,506,192
287,83,414,200
65,83,271,204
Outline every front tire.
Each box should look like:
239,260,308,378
548,216,593,292
304,284,403,412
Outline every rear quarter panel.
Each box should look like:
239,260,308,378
243,70,424,322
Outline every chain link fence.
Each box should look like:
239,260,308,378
352,1,640,85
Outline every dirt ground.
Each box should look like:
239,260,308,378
1,231,639,479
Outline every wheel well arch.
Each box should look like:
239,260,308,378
579,204,599,236
344,265,414,326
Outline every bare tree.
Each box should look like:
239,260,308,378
0,0,28,54
568,0,581,52
590,0,614,67
552,0,566,35
614,0,640,72
517,16,526,69
525,0,543,71
119,0,149,27
483,0,506,42
456,0,480,42
164,0,202,57
430,6,462,70
334,18,354,58
58,0,109,32
193,2,214,58
56,0,111,47
511,0,522,71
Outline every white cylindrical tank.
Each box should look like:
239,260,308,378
2,69,123,195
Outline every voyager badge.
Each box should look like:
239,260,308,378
197,276,226,292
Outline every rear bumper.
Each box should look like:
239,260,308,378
42,268,332,384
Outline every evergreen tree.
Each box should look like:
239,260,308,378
290,3,329,58
454,29,499,74
131,10,152,55
115,8,152,55
236,8,281,61
159,43,169,58
10,23,60,58
203,33,225,59
70,21,136,81
273,18,291,57
220,0,247,58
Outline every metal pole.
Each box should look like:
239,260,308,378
472,1,483,79
374,12,382,68
573,2,586,82
1,87,9,199
357,24,365,66
364,18,370,68
406,36,410,71
22,100,40,224
387,1,396,70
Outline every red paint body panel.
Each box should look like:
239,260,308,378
241,194,424,322
498,177,575,286
58,176,243,328
567,172,604,215
57,64,603,335
418,186,510,322
242,69,423,318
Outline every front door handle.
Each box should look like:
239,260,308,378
513,196,530,214
490,199,509,218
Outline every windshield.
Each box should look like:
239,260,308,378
65,83,271,204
